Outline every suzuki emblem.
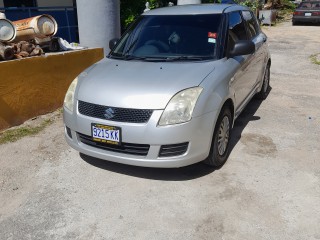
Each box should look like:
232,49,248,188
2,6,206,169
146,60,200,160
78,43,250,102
104,108,115,120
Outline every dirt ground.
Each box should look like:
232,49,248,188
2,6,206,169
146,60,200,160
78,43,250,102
0,21,320,240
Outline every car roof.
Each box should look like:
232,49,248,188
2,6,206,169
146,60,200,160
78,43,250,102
142,4,249,16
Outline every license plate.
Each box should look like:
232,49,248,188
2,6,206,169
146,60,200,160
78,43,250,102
91,123,121,145
305,13,312,16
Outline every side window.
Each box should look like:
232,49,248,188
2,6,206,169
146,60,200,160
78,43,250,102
242,11,260,39
227,11,247,49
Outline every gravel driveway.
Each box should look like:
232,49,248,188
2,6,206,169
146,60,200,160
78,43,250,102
0,21,319,240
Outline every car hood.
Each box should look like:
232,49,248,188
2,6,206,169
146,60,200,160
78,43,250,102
77,58,215,109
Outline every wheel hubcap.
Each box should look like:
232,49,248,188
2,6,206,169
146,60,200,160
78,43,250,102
217,116,230,156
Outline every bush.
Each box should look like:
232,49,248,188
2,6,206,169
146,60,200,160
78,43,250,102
121,0,219,31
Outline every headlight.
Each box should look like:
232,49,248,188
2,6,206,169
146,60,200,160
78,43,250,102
64,77,78,112
158,87,203,126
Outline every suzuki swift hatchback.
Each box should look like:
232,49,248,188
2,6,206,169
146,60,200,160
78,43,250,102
63,4,271,168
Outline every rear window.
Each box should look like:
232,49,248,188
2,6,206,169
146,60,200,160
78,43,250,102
298,2,320,8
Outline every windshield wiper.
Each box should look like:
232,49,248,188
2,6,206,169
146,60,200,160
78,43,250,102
124,55,170,61
124,55,147,60
111,54,211,62
165,56,211,61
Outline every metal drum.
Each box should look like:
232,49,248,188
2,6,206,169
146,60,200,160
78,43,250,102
0,19,16,42
13,14,58,42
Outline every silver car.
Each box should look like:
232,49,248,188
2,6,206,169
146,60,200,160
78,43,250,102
63,4,271,168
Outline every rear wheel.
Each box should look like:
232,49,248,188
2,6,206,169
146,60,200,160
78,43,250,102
256,64,270,100
205,107,232,168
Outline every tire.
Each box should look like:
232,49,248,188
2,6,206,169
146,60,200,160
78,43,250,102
292,21,297,26
205,107,232,168
256,64,270,100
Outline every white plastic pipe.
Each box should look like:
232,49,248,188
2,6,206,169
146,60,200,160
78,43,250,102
76,0,120,55
178,0,201,5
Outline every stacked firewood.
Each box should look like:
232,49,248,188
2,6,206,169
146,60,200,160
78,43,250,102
0,41,43,61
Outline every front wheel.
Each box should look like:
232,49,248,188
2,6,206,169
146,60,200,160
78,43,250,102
204,107,232,168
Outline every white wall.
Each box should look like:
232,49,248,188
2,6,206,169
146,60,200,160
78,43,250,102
77,0,120,55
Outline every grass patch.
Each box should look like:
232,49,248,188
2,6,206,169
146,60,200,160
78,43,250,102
310,54,320,65
0,119,53,145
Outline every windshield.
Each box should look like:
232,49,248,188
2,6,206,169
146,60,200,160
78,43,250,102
110,14,222,61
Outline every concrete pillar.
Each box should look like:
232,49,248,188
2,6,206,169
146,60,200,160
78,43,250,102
76,0,120,55
177,0,201,5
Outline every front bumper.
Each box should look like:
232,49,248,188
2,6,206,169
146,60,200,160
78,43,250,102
63,102,218,168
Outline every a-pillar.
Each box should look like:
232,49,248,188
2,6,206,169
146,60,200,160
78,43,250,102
76,0,120,55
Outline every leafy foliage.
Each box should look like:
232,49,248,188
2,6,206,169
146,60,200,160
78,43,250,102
121,0,176,30
120,0,296,31
120,0,218,30
236,0,261,12
310,54,320,65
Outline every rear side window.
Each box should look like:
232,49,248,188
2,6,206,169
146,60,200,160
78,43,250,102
242,11,260,39
227,11,247,49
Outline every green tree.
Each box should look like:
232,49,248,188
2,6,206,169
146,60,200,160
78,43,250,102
120,0,177,30
120,0,220,31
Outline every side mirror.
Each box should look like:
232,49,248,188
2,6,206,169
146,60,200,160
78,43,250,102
109,38,119,50
228,40,255,58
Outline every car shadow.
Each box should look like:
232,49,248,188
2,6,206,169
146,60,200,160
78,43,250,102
228,87,272,153
80,153,215,181
80,87,272,181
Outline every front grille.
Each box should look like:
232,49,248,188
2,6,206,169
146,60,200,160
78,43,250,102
78,101,153,123
78,133,150,156
159,142,189,157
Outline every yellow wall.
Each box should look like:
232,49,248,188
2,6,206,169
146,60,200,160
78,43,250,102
0,48,103,130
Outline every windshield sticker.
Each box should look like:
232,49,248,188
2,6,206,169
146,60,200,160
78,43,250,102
208,38,216,43
208,32,217,38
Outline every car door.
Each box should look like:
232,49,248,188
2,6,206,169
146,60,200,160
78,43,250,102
226,11,256,113
241,10,267,91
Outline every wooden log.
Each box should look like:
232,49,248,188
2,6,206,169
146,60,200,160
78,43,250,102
0,42,15,60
